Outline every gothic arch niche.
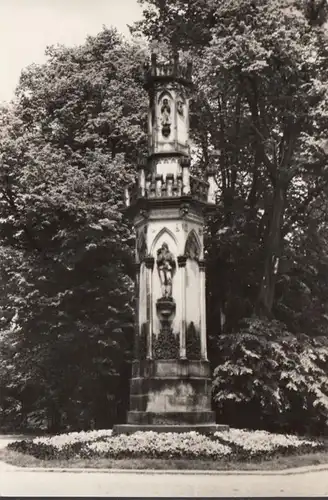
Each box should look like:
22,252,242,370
151,227,178,335
157,91,173,139
176,91,188,146
185,230,202,334
184,229,201,261
136,230,147,262
157,90,173,105
150,226,177,255
176,94,186,117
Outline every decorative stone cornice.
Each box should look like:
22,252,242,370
144,53,193,88
179,203,189,218
177,255,187,268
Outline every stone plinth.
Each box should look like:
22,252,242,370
113,423,228,435
113,359,222,435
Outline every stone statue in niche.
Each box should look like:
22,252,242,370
156,242,176,298
161,98,171,138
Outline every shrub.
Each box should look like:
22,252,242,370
213,317,328,435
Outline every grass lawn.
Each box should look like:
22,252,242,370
2,447,328,471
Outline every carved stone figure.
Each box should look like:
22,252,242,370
156,242,176,297
161,98,171,137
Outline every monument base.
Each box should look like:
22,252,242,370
113,423,229,435
114,359,228,435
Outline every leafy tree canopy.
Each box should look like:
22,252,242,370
0,28,147,431
134,0,328,333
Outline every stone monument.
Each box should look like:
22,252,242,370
114,53,224,434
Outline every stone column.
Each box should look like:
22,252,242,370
155,174,162,197
144,256,154,359
177,255,187,359
206,167,216,204
135,262,141,325
198,259,208,361
166,173,174,197
134,262,141,359
181,157,190,195
139,167,146,197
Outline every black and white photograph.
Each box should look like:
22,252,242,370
1,0,328,497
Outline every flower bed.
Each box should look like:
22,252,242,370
216,428,322,459
8,430,232,460
7,428,324,462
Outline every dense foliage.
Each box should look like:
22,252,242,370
213,317,328,434
0,28,147,432
135,0,328,433
136,0,328,329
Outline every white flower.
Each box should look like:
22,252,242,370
33,429,112,450
215,428,321,455
26,428,322,460
85,431,232,459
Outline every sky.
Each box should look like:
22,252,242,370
0,0,143,102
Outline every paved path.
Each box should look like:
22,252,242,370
1,435,328,497
2,467,328,496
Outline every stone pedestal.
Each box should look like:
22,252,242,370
113,360,225,434
113,424,228,434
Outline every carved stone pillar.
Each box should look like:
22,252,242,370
206,167,216,204
135,262,141,326
134,262,141,359
144,255,154,359
139,168,146,197
181,157,190,195
177,255,187,359
155,174,162,197
198,259,208,361
166,173,174,197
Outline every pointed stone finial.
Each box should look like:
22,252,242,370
206,167,217,204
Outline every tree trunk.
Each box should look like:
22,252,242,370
257,183,286,317
47,405,62,433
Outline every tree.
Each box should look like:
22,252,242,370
134,3,328,435
0,28,147,431
134,0,328,329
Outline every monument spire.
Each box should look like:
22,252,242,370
115,53,224,434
